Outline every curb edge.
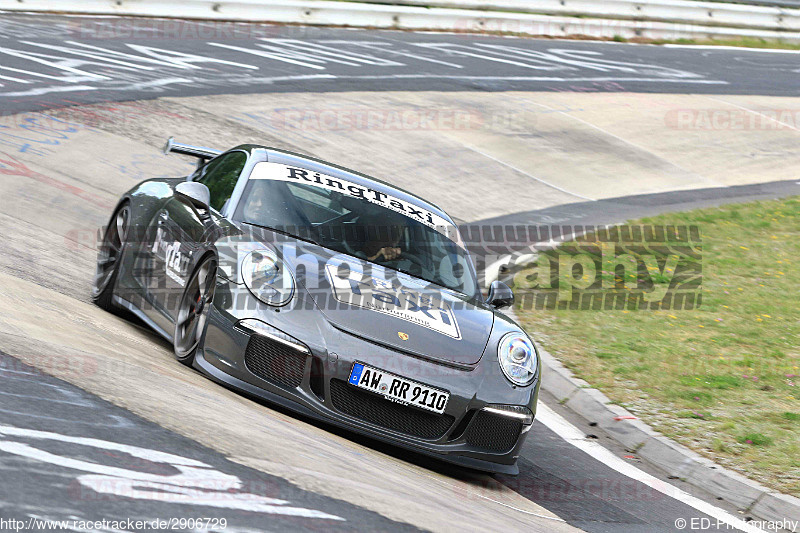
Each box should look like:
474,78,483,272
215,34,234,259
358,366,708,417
532,340,800,525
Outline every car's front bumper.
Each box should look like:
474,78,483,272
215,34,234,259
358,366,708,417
199,302,539,475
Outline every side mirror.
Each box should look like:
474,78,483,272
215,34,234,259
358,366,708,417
175,182,210,211
486,280,514,309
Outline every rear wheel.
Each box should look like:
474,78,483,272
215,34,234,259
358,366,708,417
174,255,217,366
92,204,130,310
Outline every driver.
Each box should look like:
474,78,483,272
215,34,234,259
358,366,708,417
243,181,296,224
358,211,405,263
243,181,271,221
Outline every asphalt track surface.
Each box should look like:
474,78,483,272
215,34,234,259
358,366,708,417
0,349,745,533
1,11,799,533
0,353,417,532
1,12,800,117
474,178,800,230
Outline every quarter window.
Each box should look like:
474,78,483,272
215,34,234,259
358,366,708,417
196,151,247,212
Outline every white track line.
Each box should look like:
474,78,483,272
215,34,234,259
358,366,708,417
339,75,729,84
0,75,728,100
109,77,192,91
536,403,765,533
663,44,800,54
0,85,97,97
460,142,595,201
523,98,724,189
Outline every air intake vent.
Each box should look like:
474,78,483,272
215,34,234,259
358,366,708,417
463,410,522,453
244,335,307,388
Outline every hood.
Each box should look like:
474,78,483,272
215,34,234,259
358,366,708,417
282,241,494,366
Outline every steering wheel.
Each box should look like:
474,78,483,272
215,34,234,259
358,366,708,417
381,252,427,276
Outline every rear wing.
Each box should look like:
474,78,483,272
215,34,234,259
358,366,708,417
163,137,222,167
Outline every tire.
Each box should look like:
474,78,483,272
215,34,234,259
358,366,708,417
92,203,130,311
173,254,217,366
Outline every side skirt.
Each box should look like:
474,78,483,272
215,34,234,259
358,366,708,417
113,295,174,344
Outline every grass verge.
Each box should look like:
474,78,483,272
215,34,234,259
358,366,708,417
626,35,800,50
514,196,800,495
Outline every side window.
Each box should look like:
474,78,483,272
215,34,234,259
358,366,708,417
196,151,248,212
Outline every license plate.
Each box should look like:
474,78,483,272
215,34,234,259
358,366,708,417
348,362,449,414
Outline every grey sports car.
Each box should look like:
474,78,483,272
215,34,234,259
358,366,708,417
92,138,541,474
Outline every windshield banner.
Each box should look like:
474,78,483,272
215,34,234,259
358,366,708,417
250,162,459,240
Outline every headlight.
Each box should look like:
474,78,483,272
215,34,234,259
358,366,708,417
497,332,538,386
483,404,534,425
241,249,294,306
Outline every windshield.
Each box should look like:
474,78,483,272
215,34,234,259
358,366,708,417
235,162,478,296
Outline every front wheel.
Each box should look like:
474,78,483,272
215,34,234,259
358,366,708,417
173,254,217,366
92,203,130,311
